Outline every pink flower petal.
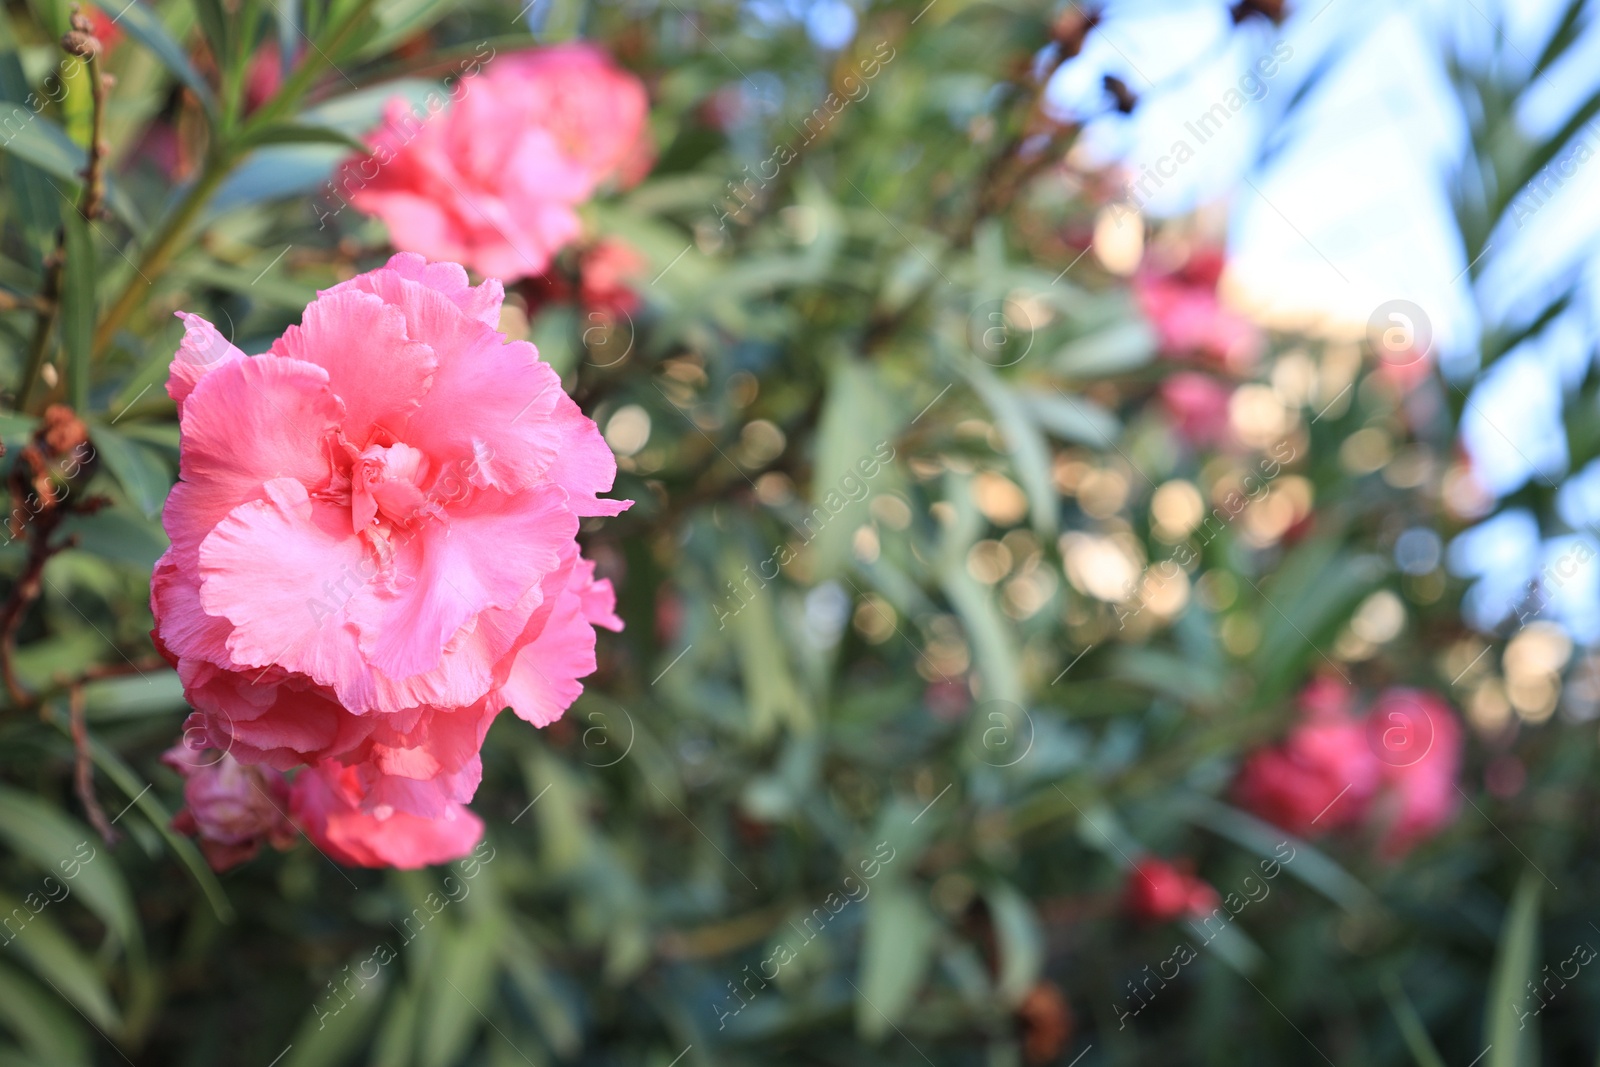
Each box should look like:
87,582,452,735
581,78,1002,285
269,288,436,447
165,353,343,574
198,478,376,710
350,484,575,681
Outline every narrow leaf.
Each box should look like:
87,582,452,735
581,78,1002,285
59,209,92,412
92,0,216,115
1486,869,1542,1067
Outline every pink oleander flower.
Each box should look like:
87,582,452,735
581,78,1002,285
244,41,287,114
163,747,297,872
290,761,484,869
1134,248,1262,370
1233,681,1463,857
1159,372,1233,449
579,238,648,316
1233,679,1381,836
1366,688,1462,857
152,253,626,867
348,45,651,281
1124,858,1219,923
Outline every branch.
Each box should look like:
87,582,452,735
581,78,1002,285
70,684,118,845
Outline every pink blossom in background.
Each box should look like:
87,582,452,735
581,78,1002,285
1366,688,1462,857
163,747,296,872
579,239,648,316
349,45,652,281
1123,858,1219,922
85,7,123,53
152,253,627,868
1134,248,1262,371
244,40,287,114
1232,680,1378,835
1233,681,1463,856
1158,371,1233,449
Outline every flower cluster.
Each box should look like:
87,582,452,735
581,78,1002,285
349,45,651,281
153,254,626,868
1233,679,1463,856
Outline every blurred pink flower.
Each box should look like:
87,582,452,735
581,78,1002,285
579,238,648,316
84,7,123,53
152,253,626,866
1233,679,1379,835
164,747,296,872
1233,682,1464,856
1159,372,1233,449
1135,249,1262,370
1366,688,1462,857
349,45,651,281
1124,858,1219,922
244,41,286,113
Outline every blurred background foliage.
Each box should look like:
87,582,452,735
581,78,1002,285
2,0,1600,1063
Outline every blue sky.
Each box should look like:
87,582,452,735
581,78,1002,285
1043,0,1600,638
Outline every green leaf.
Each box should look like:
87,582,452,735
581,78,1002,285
964,363,1056,537
1249,541,1387,701
356,0,457,59
91,0,216,115
79,670,184,722
855,880,936,1042
0,889,121,1034
500,925,581,1057
1381,973,1447,1067
273,0,301,67
58,508,168,568
0,786,141,955
1025,388,1121,448
1180,795,1379,916
282,955,388,1067
210,143,348,215
87,422,172,518
721,543,811,740
809,359,902,578
1181,912,1265,975
297,79,441,137
419,913,504,1067
0,957,91,1067
59,208,92,412
985,884,1042,1007
0,41,60,258
0,109,142,233
189,0,230,64
238,123,370,152
1486,869,1542,1067
367,979,417,1067
42,707,234,924
1052,319,1156,377
0,105,83,182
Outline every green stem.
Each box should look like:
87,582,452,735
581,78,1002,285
238,0,379,135
89,155,230,360
91,0,379,359
17,268,61,411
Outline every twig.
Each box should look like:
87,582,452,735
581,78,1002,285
69,683,118,845
0,414,98,711
0,484,66,708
